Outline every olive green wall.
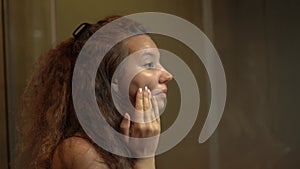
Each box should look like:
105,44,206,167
1,0,53,167
1,0,300,169
55,1,211,168
1,1,8,168
56,0,204,40
54,1,300,168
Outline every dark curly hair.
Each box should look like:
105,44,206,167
15,15,148,169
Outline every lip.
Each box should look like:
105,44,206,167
157,92,166,98
151,88,167,98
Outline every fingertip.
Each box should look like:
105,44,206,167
121,113,131,130
124,113,130,122
135,88,144,112
137,87,143,97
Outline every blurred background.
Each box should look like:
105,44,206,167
1,0,300,168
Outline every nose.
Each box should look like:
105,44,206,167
159,67,173,84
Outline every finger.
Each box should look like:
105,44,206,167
152,96,160,122
150,96,156,122
120,113,131,143
143,86,151,122
148,91,155,122
143,86,150,111
134,88,144,122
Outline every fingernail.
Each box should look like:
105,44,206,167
145,86,148,90
124,113,129,119
139,88,142,93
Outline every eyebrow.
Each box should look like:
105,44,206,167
141,51,160,59
142,51,154,56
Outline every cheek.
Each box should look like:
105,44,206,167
128,71,157,97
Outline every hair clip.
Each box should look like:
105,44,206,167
72,23,92,40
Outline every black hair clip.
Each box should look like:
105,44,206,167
72,23,92,40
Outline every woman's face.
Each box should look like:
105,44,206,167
119,35,173,110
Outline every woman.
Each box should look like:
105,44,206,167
16,16,173,169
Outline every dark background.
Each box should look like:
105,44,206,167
1,0,300,168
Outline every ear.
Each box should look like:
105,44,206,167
111,78,119,93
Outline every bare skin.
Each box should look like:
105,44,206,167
52,35,173,169
52,88,161,169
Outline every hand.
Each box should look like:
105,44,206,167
120,86,161,158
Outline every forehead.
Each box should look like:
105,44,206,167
123,35,158,53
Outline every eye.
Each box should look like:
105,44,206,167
143,62,156,69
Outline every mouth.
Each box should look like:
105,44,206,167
151,88,168,95
150,88,167,111
151,88,167,98
155,92,166,98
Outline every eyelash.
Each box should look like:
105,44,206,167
143,62,156,69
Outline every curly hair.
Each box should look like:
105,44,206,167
15,16,148,169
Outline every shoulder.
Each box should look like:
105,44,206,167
52,136,109,169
